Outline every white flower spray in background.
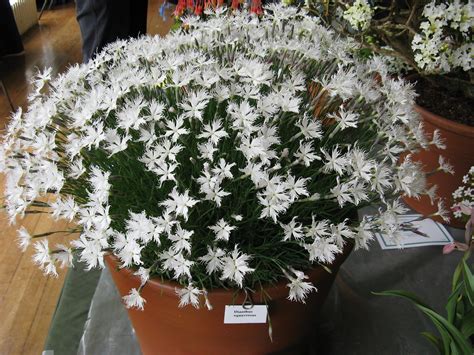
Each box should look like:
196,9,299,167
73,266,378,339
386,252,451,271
444,166,474,254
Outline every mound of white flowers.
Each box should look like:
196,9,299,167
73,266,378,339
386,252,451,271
0,5,443,309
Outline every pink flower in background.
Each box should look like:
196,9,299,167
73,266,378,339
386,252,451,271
442,243,456,254
443,242,468,254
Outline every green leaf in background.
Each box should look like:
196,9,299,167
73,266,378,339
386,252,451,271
460,309,474,338
373,290,430,309
446,282,463,324
421,331,443,354
450,342,461,355
426,315,452,354
416,305,473,355
453,261,464,292
462,260,474,306
453,252,473,292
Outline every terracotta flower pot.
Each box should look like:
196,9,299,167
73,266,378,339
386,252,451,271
105,242,353,355
404,105,474,228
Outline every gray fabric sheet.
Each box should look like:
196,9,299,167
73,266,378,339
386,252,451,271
77,267,141,355
43,260,101,355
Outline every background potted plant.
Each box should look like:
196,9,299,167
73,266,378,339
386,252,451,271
298,0,474,227
0,4,445,354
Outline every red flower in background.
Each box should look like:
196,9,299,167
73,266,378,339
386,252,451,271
250,0,262,15
172,0,263,18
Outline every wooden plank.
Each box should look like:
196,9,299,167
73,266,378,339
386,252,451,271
21,274,67,355
0,202,67,354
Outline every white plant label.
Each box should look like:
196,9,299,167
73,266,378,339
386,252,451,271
375,214,454,249
224,305,268,324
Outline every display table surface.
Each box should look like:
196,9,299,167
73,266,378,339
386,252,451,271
44,210,466,355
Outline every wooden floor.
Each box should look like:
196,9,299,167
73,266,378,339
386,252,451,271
0,2,173,354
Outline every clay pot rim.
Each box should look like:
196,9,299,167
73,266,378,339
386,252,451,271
105,240,353,299
414,104,474,138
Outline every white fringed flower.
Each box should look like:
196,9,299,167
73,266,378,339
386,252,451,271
154,139,183,162
164,116,189,142
51,196,79,222
103,129,131,157
123,288,146,310
332,107,359,130
438,156,455,175
304,238,341,264
295,115,323,140
53,244,74,268
209,219,236,242
294,142,318,167
286,269,317,303
161,188,198,221
280,217,304,241
431,129,446,150
176,283,202,308
169,226,194,253
354,218,375,250
212,159,235,180
305,217,330,239
134,267,150,286
321,146,348,176
220,247,254,287
72,236,106,270
160,249,194,279
285,175,309,202
17,226,32,252
147,99,165,121
181,90,211,121
126,211,156,243
199,246,225,274
198,120,229,146
33,239,58,277
117,236,144,267
432,200,451,223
